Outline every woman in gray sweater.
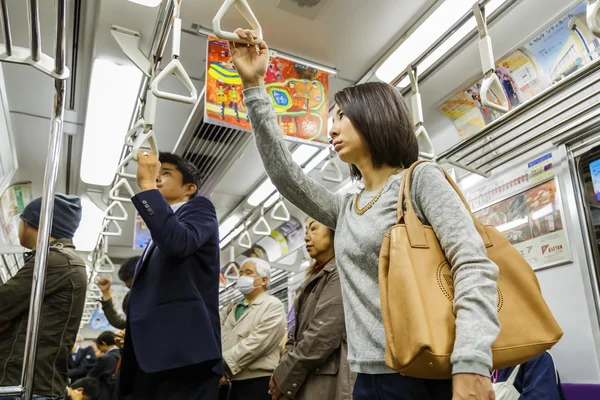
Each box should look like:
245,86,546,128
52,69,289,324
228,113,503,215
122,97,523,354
229,29,499,400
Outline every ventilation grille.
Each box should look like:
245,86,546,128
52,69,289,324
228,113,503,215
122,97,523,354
277,0,328,19
176,95,252,196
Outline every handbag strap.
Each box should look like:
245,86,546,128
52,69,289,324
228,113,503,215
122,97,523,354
397,161,492,247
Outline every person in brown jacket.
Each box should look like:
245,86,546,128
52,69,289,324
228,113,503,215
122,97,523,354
97,256,139,330
269,217,356,400
0,194,87,398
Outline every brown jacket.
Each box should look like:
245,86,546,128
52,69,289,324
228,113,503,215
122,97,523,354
273,259,356,400
0,239,87,397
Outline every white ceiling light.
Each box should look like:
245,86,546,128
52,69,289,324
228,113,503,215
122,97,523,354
219,215,241,239
292,144,320,166
247,178,276,207
80,59,142,186
73,197,105,252
302,148,330,174
127,0,162,6
247,145,321,207
377,0,509,85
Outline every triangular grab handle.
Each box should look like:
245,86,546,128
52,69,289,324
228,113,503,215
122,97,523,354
132,129,159,160
416,125,435,160
109,178,136,202
270,200,290,222
321,157,343,183
473,3,509,114
95,254,116,273
238,229,252,249
252,214,271,236
151,59,198,104
224,262,240,280
104,201,129,222
101,219,123,237
125,119,145,147
212,0,263,45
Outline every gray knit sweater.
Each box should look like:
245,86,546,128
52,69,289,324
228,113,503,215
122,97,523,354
243,86,500,377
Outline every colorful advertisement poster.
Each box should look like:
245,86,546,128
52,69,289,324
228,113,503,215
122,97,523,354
219,217,305,288
590,159,600,201
205,36,330,144
524,2,598,84
0,183,32,246
132,212,151,250
439,2,600,140
474,179,569,268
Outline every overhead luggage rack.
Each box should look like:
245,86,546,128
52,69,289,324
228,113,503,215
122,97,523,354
436,58,600,177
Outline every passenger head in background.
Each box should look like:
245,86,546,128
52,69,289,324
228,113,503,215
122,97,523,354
304,217,335,278
236,258,271,301
18,193,83,249
94,331,117,354
66,377,99,400
72,333,84,353
90,341,103,358
332,82,419,180
118,256,140,289
156,152,201,205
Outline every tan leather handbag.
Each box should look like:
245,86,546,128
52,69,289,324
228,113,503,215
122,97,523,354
378,161,563,379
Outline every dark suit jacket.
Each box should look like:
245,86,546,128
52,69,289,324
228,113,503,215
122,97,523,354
121,190,222,378
88,348,121,400
68,346,96,382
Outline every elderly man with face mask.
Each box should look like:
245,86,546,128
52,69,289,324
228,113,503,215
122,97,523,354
220,258,287,400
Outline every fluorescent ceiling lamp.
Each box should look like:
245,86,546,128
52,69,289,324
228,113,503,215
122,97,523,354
127,0,162,6
220,225,244,248
377,0,508,85
247,145,321,207
73,197,105,252
248,178,276,207
81,59,143,186
219,215,241,239
302,148,330,174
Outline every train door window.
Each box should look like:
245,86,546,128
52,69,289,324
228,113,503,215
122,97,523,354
574,143,600,279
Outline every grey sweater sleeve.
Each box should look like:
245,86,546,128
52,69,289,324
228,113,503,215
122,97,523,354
411,163,500,376
243,87,341,229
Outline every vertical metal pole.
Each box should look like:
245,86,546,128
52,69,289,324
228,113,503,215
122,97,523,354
20,1,67,398
0,0,12,56
26,0,41,61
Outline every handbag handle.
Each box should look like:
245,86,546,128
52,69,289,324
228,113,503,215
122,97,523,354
397,161,492,247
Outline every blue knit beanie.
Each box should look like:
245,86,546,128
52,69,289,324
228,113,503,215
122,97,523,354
20,194,83,239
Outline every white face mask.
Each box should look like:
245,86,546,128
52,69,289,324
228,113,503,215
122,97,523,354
236,276,258,295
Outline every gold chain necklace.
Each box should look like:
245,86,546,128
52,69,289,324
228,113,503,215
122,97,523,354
353,167,402,215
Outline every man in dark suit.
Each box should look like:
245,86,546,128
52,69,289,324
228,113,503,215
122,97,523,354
68,334,97,382
88,331,121,400
119,152,222,400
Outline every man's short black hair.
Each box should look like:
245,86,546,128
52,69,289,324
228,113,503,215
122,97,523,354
118,256,139,283
159,152,201,197
94,331,116,346
71,377,99,399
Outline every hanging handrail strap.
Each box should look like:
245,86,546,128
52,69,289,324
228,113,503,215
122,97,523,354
212,0,263,45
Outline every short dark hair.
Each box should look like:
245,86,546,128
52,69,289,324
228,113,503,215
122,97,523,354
118,256,139,282
71,377,99,399
334,82,419,180
94,331,116,346
159,152,201,197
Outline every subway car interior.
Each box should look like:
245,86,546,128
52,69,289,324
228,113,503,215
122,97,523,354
1,0,600,398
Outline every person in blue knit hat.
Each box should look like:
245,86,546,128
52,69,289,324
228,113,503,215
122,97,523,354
0,193,88,399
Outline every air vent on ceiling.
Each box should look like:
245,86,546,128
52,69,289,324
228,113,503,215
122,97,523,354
277,0,328,19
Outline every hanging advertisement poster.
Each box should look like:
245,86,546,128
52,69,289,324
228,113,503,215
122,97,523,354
524,2,599,85
219,217,305,288
0,183,32,246
474,179,569,269
205,36,330,145
439,2,600,140
132,211,151,250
